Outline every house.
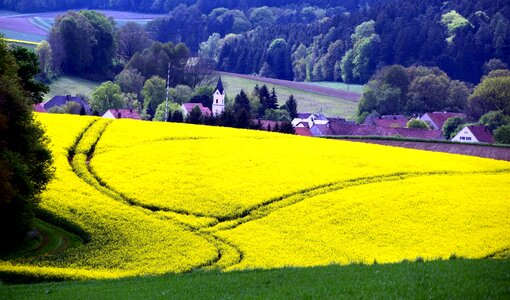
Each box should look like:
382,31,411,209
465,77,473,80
295,127,313,137
419,112,466,130
33,103,47,113
451,125,494,144
43,95,91,114
102,109,141,120
181,103,212,117
212,77,225,116
291,113,329,128
322,119,444,140
364,115,408,128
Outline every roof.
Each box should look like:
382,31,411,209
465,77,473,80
328,120,443,140
295,127,313,136
467,126,494,143
422,112,466,129
105,109,141,120
296,122,309,128
216,76,224,94
33,103,47,113
296,113,313,119
43,95,91,113
183,103,212,116
310,124,333,136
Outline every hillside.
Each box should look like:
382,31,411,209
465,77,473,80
1,114,508,281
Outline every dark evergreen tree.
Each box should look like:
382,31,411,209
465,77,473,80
284,94,298,119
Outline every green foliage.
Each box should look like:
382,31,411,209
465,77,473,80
47,101,82,115
0,39,53,253
8,46,49,103
264,109,291,122
153,102,181,122
199,33,221,63
479,110,510,132
441,10,471,44
442,116,467,139
261,38,293,80
186,105,203,124
249,6,274,28
35,41,54,82
469,75,510,119
406,119,430,130
90,81,125,115
114,68,145,99
117,22,150,61
141,76,166,118
283,94,298,119
493,125,510,144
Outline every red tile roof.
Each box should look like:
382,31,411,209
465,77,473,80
295,127,313,136
106,109,141,120
183,103,212,116
33,103,47,113
467,126,494,144
423,112,465,129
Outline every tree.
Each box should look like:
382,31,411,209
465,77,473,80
406,119,430,129
494,125,510,144
483,59,508,75
141,76,167,118
47,101,82,114
0,38,53,252
35,40,54,82
257,84,271,117
117,22,151,61
442,116,467,139
261,38,293,80
284,94,298,119
233,90,251,115
249,6,274,28
90,81,125,115
154,101,181,121
199,32,221,63
114,68,145,99
469,75,510,118
479,110,510,132
9,46,49,104
264,109,291,122
186,105,203,124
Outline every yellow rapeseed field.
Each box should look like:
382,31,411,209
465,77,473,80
1,114,509,280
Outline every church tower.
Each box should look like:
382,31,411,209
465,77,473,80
212,76,225,116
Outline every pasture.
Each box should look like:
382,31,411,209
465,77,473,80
0,114,508,283
45,76,100,101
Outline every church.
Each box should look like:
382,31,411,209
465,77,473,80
212,76,225,116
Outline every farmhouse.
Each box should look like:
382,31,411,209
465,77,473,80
451,125,494,144
44,95,91,114
419,112,466,130
181,103,212,117
364,115,408,128
291,113,329,128
102,109,141,120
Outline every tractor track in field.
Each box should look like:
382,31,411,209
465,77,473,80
67,120,510,271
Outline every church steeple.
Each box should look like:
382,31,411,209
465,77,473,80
212,76,225,116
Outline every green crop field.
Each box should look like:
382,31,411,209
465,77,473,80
307,81,365,94
45,76,100,101
221,75,358,119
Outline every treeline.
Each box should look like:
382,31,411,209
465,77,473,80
0,0,377,13
208,0,510,84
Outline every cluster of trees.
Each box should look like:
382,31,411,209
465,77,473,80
0,40,53,253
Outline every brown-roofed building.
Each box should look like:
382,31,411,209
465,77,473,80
102,109,141,120
364,115,409,128
181,103,212,117
451,125,494,144
419,112,466,130
326,119,443,140
295,127,313,137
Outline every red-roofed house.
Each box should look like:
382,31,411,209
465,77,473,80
181,103,212,117
419,112,466,130
451,125,494,144
33,103,47,113
102,109,141,120
295,127,312,137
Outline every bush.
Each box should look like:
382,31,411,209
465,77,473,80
494,125,510,144
406,118,429,129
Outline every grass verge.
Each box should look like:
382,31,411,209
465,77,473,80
1,259,508,299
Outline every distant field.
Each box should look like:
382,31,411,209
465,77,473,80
0,10,164,43
307,81,365,94
45,76,100,101
221,74,359,119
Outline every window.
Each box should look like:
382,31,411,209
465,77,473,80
460,137,465,140
466,137,472,141
216,99,218,104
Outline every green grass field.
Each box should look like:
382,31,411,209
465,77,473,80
307,81,365,94
1,259,508,299
221,75,358,119
45,76,100,101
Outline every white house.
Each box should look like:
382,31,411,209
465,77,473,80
419,112,465,130
291,113,329,128
212,77,225,116
451,125,494,144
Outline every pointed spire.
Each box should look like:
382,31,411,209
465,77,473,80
216,76,224,94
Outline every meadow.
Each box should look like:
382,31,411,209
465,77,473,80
45,76,99,101
0,113,508,285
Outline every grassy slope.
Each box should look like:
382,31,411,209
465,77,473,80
1,259,509,299
307,81,365,94
221,75,358,119
45,76,100,101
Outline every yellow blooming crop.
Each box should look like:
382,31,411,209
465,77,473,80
1,114,508,281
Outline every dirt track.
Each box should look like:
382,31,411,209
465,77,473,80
349,139,510,161
219,72,361,102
